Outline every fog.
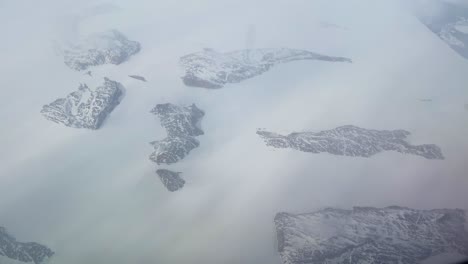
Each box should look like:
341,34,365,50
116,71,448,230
0,0,468,263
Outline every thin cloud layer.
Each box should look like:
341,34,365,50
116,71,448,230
0,0,467,263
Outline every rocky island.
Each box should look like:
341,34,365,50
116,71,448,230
156,169,185,192
257,125,444,159
180,48,352,89
41,78,124,129
63,29,141,71
149,103,205,191
149,103,204,165
0,226,54,264
275,206,468,264
128,75,147,82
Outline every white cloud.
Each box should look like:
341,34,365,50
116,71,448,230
0,0,467,263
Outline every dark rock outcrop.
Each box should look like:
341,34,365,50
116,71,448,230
128,75,147,82
156,169,185,192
